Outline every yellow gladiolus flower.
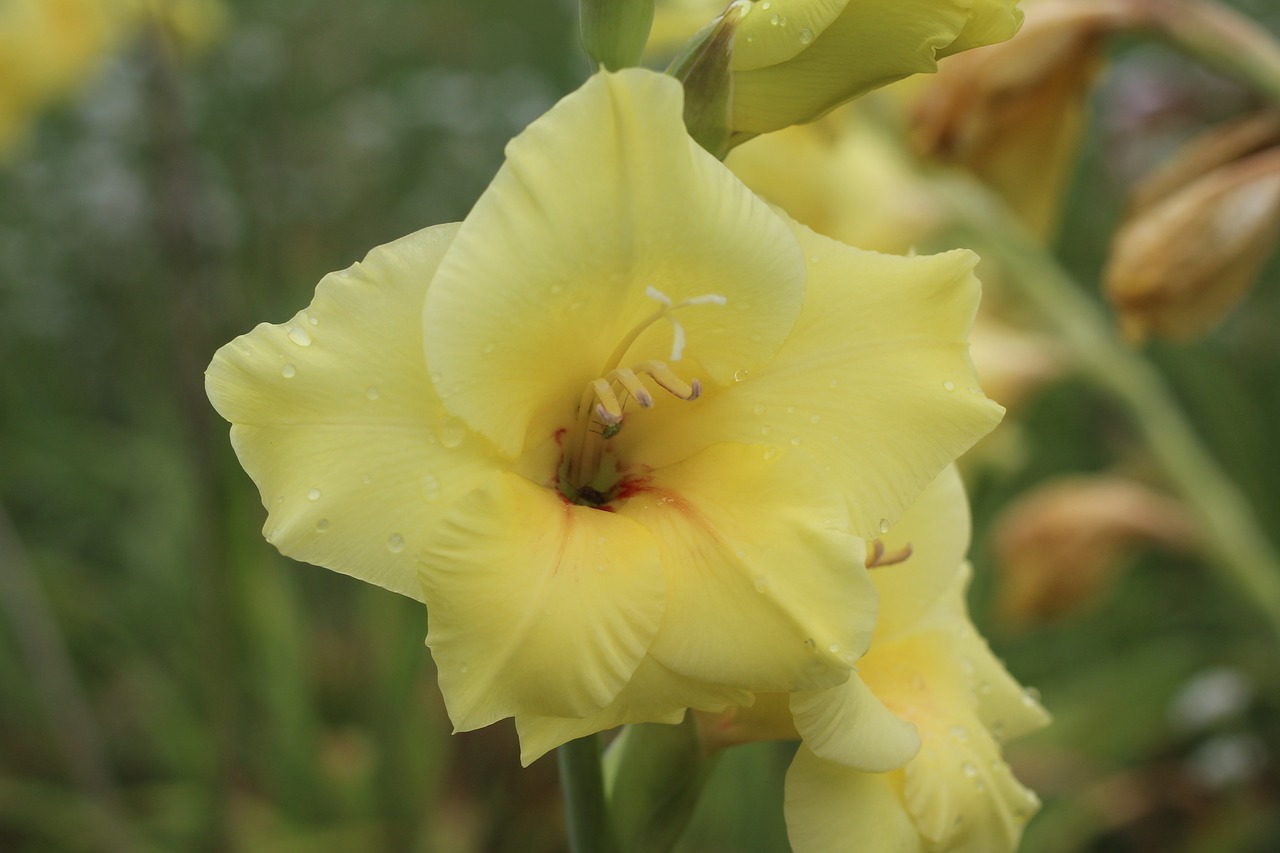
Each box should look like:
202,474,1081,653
206,69,1002,760
785,466,1049,852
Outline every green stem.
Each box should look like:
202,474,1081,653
940,178,1280,647
558,734,617,853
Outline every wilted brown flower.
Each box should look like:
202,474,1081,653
992,475,1200,628
1104,128,1280,342
912,0,1140,237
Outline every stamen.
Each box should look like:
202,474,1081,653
637,361,700,400
866,540,914,568
591,378,623,421
612,369,653,408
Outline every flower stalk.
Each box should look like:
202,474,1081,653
559,734,618,853
936,176,1280,647
1140,0,1280,105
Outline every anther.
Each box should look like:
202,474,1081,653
866,540,914,568
637,361,700,400
612,369,653,408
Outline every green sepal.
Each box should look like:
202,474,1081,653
580,0,657,71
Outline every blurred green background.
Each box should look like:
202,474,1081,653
2,0,1279,850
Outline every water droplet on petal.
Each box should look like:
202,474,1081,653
308,314,319,327
769,13,779,25
421,474,441,501
281,363,297,379
962,762,978,778
944,380,956,392
437,417,467,448
763,447,779,461
752,403,766,416
828,378,838,389
366,386,379,400
827,643,840,654
734,369,749,382
459,662,469,673
307,488,321,501
387,533,405,553
760,425,772,436
809,414,820,424
786,406,796,414
753,576,769,592
799,27,813,44
789,437,801,447
287,326,312,346
878,518,891,534
760,0,770,8
315,518,330,533
950,725,969,742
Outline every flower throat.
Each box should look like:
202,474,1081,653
561,286,726,506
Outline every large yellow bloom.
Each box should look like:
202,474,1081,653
206,69,1002,760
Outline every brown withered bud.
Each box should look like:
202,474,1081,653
1104,139,1280,342
992,476,1200,629
912,0,1142,238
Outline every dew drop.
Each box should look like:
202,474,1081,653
287,326,312,347
753,576,769,593
362,473,373,485
734,369,749,382
779,15,787,25
421,474,441,501
281,363,297,379
752,403,766,416
760,425,772,436
828,643,840,654
786,405,796,414
961,762,978,778
961,656,976,675
769,13,779,25
387,533,405,553
459,662,469,673
789,436,801,447
307,313,319,326
307,488,322,501
798,27,813,43
437,417,467,448
828,378,838,389
878,518,891,535
809,414,820,425
810,255,820,264
760,0,770,8
315,518,330,533
366,386,380,400
763,447,779,461
943,380,956,392
950,725,969,742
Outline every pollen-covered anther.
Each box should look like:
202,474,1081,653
866,539,914,569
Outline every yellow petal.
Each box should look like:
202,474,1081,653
870,465,971,640
619,443,874,692
785,746,924,853
733,0,850,71
205,223,500,600
423,69,806,458
790,673,922,772
855,566,1046,851
420,471,665,731
625,219,1003,541
513,657,752,766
